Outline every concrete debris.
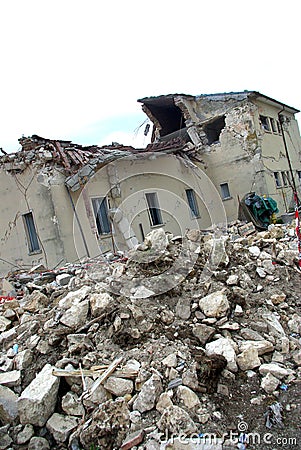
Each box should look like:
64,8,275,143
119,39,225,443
0,224,300,448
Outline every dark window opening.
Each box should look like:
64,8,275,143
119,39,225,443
277,120,282,134
204,116,225,145
220,183,231,200
145,192,163,226
274,172,282,188
260,115,271,132
23,212,40,253
92,197,111,235
142,98,186,138
270,118,277,133
186,189,200,218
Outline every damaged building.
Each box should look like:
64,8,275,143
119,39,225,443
0,91,300,275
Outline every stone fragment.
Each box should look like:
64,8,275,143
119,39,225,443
259,363,293,379
248,246,260,258
217,383,229,396
46,413,78,442
199,290,229,318
156,392,173,413
226,274,238,285
120,429,145,450
157,405,197,434
144,228,168,251
24,291,49,312
192,324,215,345
104,376,134,397
56,273,72,286
0,427,12,449
14,349,33,370
28,437,50,450
82,378,109,408
162,353,177,368
16,424,34,444
176,385,200,409
0,385,18,423
58,286,91,310
206,337,237,372
0,370,21,387
60,299,89,329
262,312,285,337
261,373,280,394
234,305,243,316
0,317,11,332
90,292,113,317
256,267,266,278
240,328,264,341
61,392,85,416
239,340,274,356
160,309,174,325
131,286,155,299
18,364,60,426
176,297,191,320
270,293,286,305
133,374,163,413
288,314,301,334
237,347,261,371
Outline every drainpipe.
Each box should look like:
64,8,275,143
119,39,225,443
278,107,300,205
66,186,90,258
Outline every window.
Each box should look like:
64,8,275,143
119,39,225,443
92,197,111,235
270,118,277,133
23,212,40,253
145,192,163,226
260,115,271,132
220,183,231,200
277,120,282,134
186,189,200,218
274,172,282,188
204,116,225,145
297,171,301,187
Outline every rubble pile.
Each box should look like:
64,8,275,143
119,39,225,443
0,223,300,449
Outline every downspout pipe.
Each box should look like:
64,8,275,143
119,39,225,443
66,186,90,258
278,107,300,206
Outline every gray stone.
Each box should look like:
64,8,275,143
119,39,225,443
133,373,163,413
262,312,286,337
259,363,293,379
82,377,109,408
199,290,229,318
56,273,72,286
162,353,178,368
0,385,18,423
60,299,89,329
46,412,78,442
18,364,60,426
192,324,215,345
61,392,85,416
0,427,12,450
16,424,34,444
89,292,113,317
156,392,173,413
239,339,274,356
176,297,191,320
104,376,134,397
0,317,11,332
288,314,301,334
14,349,33,370
28,437,50,450
58,286,91,310
240,328,264,341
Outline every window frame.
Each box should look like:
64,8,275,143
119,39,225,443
145,192,163,227
22,211,41,254
185,188,200,218
91,196,111,236
259,115,271,132
273,172,282,188
220,182,231,200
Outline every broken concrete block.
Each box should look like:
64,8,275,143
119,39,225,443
104,376,134,397
89,292,113,317
239,339,274,355
56,273,73,286
23,291,49,312
46,413,78,442
133,373,163,413
58,285,91,310
248,246,260,258
28,437,50,450
0,370,21,387
18,364,60,426
59,299,89,329
199,290,229,318
0,385,18,423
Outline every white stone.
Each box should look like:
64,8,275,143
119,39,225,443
157,405,197,435
205,337,237,372
133,374,163,413
61,392,85,416
58,286,91,310
162,353,178,368
226,274,238,286
259,363,293,380
14,349,33,370
256,267,266,278
156,392,173,413
261,373,280,394
0,370,21,387
288,314,301,334
199,290,229,318
239,340,274,356
144,228,169,251
46,413,78,442
56,273,72,286
131,285,155,299
18,364,60,426
248,246,261,258
262,312,286,337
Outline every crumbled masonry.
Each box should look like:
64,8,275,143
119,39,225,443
0,222,300,449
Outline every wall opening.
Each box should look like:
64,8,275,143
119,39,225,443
186,189,200,218
91,197,111,235
145,192,163,226
23,212,40,253
204,116,225,145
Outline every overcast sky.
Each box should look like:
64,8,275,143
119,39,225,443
1,0,300,153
